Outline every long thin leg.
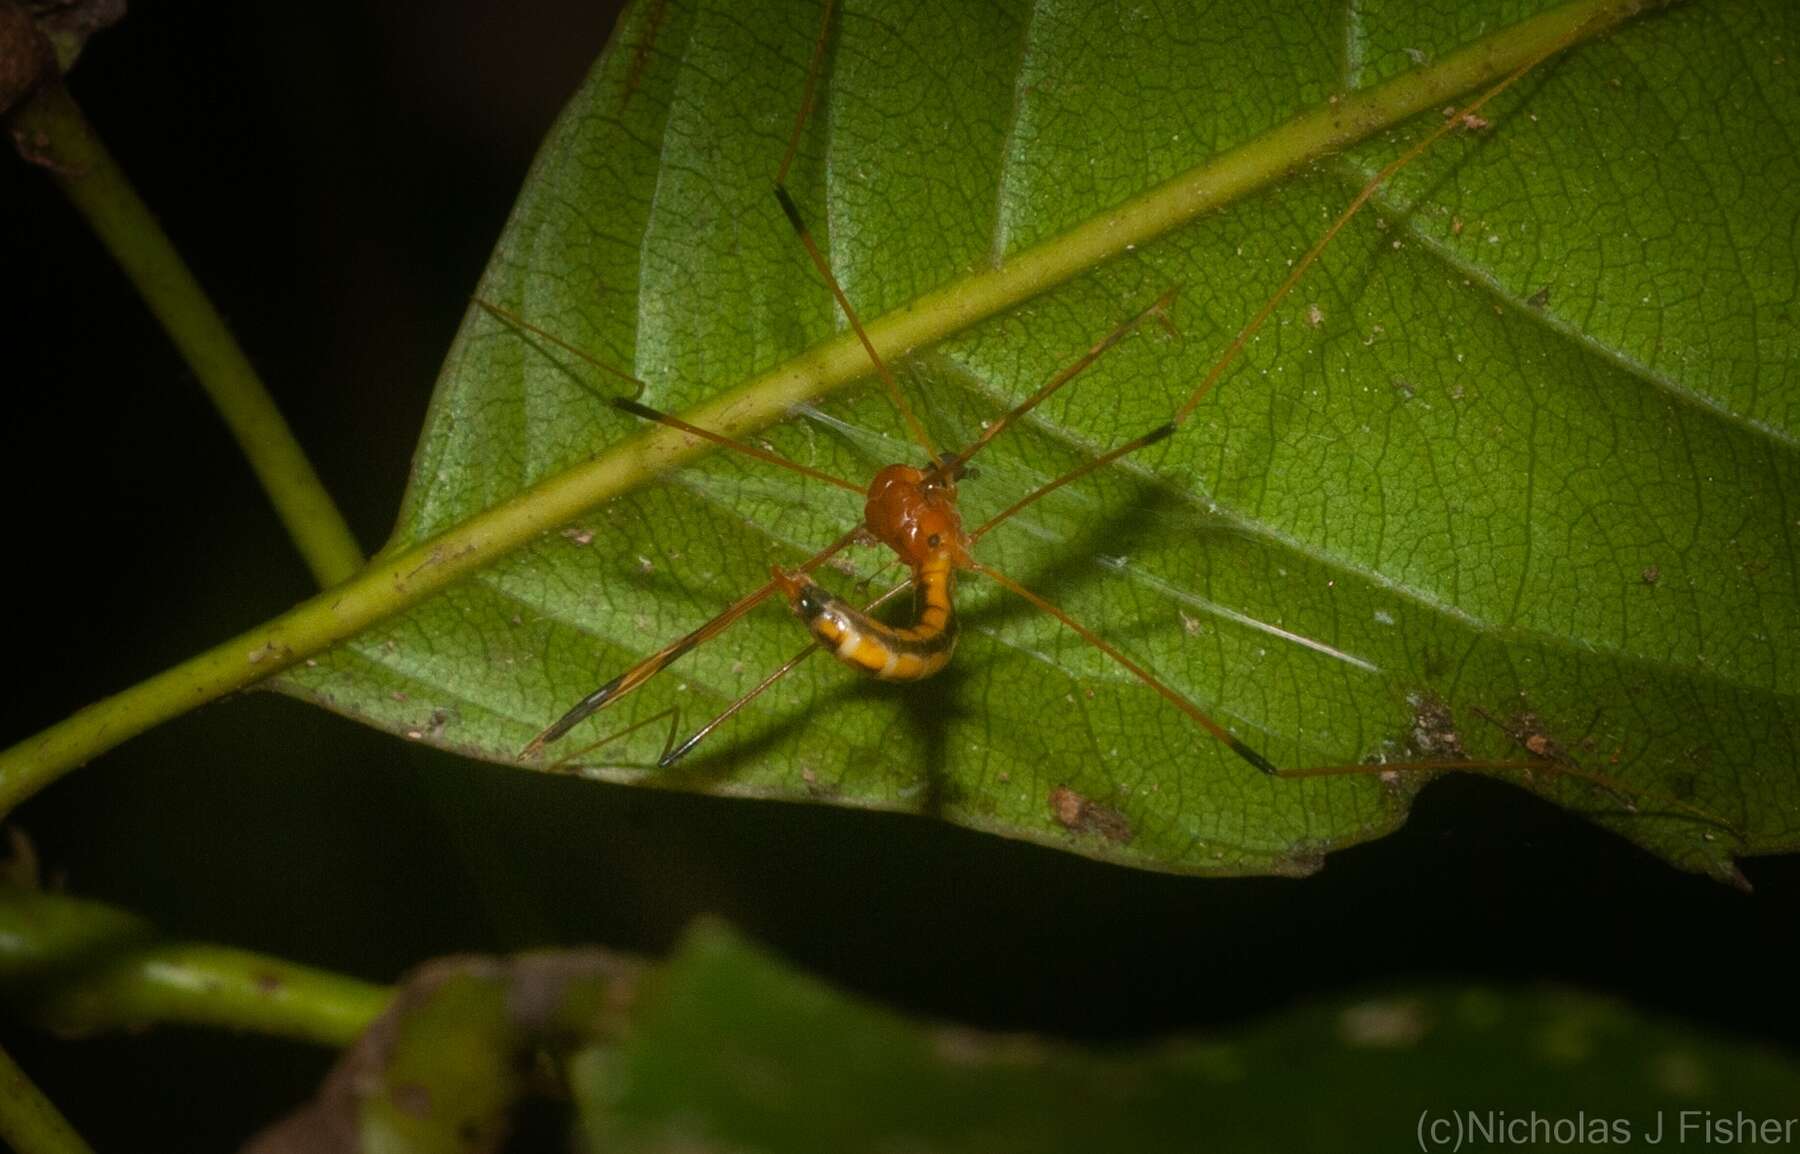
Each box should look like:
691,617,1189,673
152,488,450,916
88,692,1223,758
776,0,836,189
968,424,1174,545
662,643,822,768
940,287,1179,476
658,577,914,767
548,705,684,772
475,299,864,494
967,561,1741,833
473,297,646,394
520,524,867,757
611,397,864,494
771,0,939,462
966,560,1277,776
772,187,939,462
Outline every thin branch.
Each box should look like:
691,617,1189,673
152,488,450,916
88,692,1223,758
0,1042,92,1154
0,889,390,1046
8,81,364,587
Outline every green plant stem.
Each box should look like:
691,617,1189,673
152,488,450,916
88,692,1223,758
0,889,390,1046
0,1042,93,1154
38,943,390,1046
0,0,1654,814
8,80,364,588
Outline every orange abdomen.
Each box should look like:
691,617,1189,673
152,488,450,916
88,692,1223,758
774,552,958,681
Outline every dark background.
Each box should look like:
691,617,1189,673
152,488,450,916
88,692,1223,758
3,4,1795,1149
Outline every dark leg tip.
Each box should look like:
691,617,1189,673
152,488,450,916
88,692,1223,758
772,184,805,235
658,735,701,769
1230,736,1280,776
611,396,661,422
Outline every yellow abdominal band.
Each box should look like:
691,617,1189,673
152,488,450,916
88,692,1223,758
789,553,958,681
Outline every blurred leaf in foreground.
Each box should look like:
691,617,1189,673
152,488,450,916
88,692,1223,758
248,921,1800,1153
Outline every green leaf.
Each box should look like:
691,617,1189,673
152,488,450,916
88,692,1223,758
281,0,1800,880
254,923,1800,1152
582,923,1800,1152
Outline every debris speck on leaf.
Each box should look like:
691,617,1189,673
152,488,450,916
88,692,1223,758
1048,785,1133,844
1405,692,1466,760
1473,707,1569,766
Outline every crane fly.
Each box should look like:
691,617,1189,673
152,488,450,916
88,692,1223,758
477,0,1739,846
